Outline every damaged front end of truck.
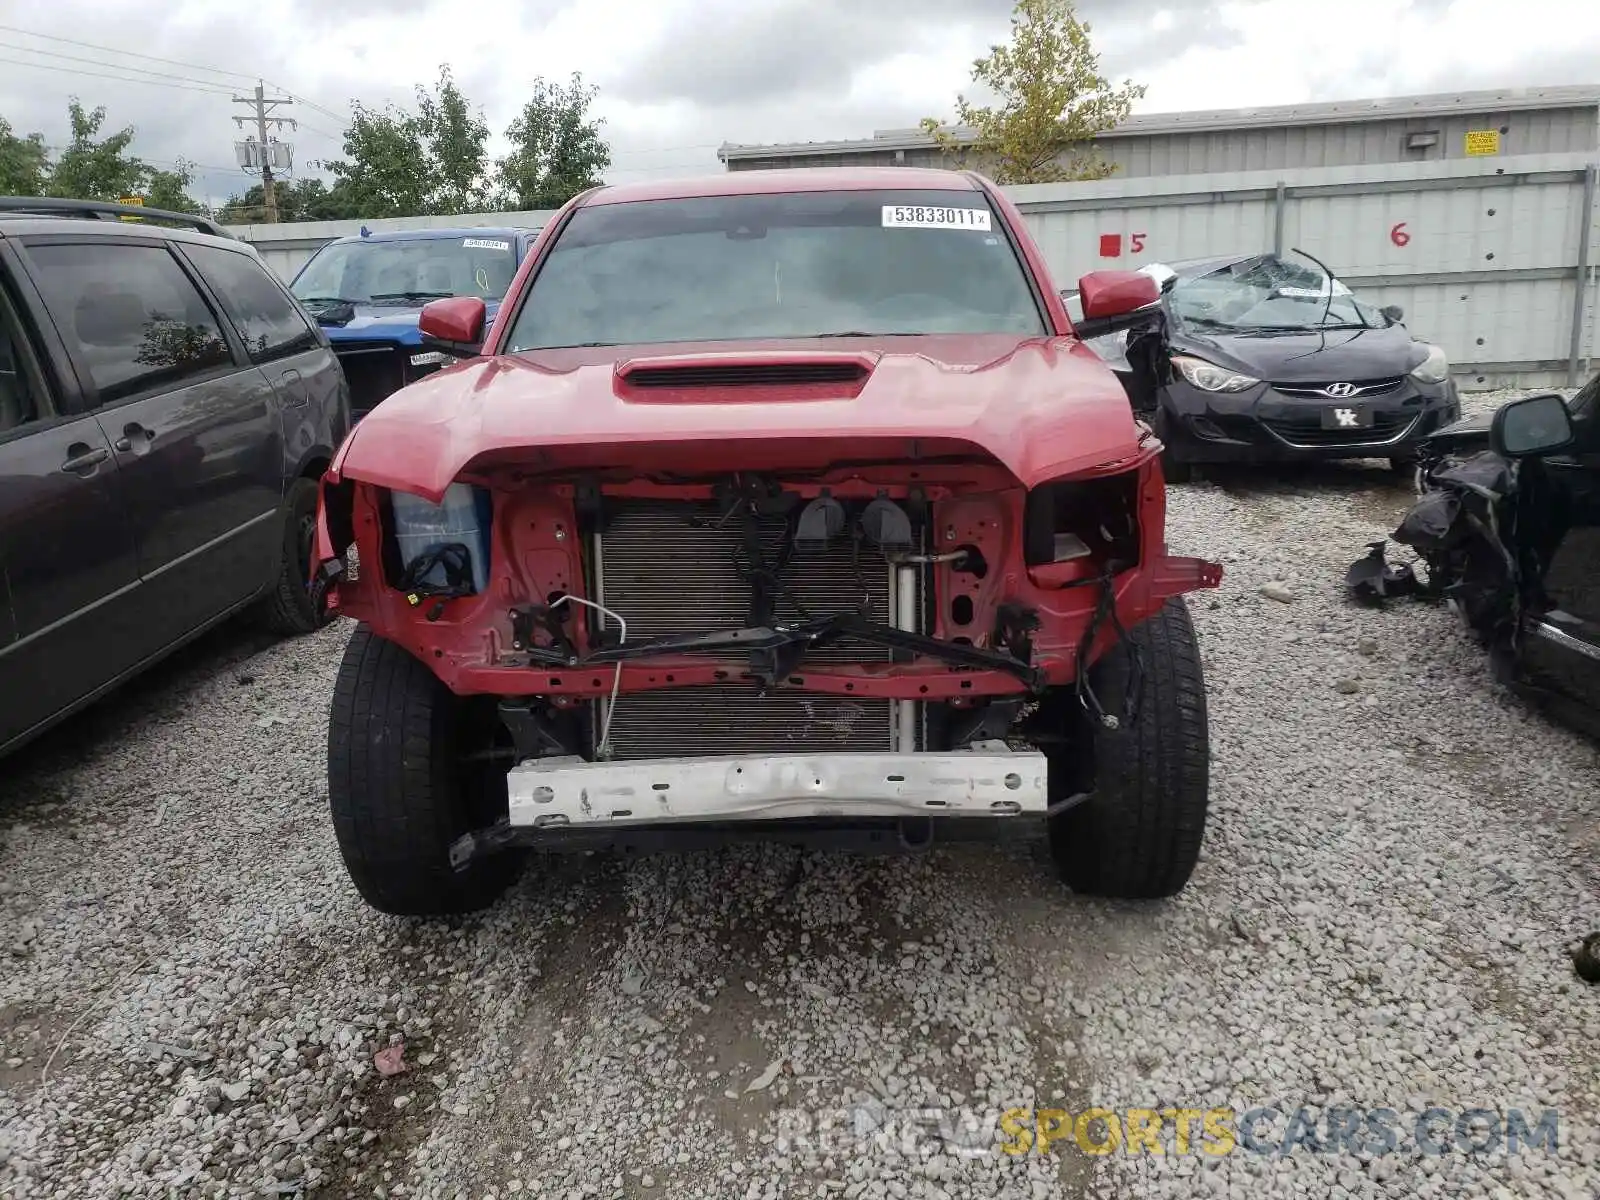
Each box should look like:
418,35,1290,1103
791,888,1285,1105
308,169,1227,916
309,355,1221,912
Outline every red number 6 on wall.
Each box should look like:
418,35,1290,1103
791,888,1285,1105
1390,222,1411,247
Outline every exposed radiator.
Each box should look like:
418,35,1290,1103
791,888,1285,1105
594,499,901,760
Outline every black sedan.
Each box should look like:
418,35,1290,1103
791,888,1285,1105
1069,252,1462,480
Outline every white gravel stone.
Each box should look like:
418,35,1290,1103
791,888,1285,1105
0,388,1595,1200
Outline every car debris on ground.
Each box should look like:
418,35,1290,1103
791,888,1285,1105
1346,380,1598,741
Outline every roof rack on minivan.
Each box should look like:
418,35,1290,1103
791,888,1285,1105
0,196,234,240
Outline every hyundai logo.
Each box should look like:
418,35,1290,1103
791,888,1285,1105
1322,382,1359,398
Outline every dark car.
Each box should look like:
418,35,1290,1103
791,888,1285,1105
288,227,540,419
1372,380,1600,739
0,197,350,757
1069,252,1461,479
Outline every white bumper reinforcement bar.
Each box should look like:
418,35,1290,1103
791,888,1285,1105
505,751,1050,829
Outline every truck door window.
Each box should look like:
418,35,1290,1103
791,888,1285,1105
25,242,233,406
185,244,317,362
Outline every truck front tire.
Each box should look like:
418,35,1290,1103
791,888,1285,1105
328,626,522,916
1045,597,1211,899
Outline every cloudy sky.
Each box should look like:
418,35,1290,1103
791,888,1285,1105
1,0,1596,208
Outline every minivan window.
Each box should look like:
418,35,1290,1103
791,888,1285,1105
505,190,1046,350
187,244,317,362
26,243,232,405
0,305,40,433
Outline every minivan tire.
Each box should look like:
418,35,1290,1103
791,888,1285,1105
1045,597,1210,899
328,626,523,916
260,477,331,635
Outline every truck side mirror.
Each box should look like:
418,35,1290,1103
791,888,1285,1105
419,296,486,358
1072,270,1165,342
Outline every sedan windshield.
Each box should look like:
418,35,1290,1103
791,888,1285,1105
1169,254,1385,333
292,236,518,306
504,190,1046,350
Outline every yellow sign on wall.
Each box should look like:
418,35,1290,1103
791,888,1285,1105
1465,129,1501,157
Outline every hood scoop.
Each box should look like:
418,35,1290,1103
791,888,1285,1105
615,352,874,400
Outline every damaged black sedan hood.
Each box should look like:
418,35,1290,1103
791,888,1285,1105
1173,323,1429,383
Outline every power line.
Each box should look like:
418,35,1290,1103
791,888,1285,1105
0,55,242,95
0,42,240,93
295,121,346,142
0,23,258,84
610,143,725,156
270,87,350,124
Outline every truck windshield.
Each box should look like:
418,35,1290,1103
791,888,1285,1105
505,189,1046,350
292,236,518,306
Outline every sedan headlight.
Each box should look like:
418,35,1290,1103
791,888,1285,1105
1172,355,1259,393
1410,343,1450,384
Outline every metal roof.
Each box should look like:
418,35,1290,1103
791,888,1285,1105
584,166,981,206
327,226,533,243
719,85,1600,161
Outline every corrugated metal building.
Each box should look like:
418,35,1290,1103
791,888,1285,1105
718,85,1600,177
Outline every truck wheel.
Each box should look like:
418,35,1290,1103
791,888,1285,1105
260,477,332,635
1045,597,1210,899
328,625,523,916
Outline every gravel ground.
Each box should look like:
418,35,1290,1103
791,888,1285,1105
2,388,1598,1200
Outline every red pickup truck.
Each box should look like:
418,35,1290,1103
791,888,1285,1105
310,167,1222,916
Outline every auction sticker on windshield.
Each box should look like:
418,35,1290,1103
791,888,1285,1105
882,206,992,231
463,238,511,250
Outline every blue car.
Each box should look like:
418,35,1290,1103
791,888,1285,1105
289,226,541,419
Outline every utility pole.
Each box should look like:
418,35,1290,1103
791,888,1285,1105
232,81,296,222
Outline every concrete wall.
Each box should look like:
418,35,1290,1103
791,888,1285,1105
235,152,1600,390
1009,153,1600,390
224,208,557,280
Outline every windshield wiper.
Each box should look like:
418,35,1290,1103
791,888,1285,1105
297,295,362,306
1234,323,1368,335
369,290,456,302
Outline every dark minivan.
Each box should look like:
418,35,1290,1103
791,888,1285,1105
0,198,350,756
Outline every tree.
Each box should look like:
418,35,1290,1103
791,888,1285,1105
325,99,430,218
416,66,491,214
322,66,495,218
48,99,149,200
920,0,1144,184
143,158,204,214
496,73,610,211
218,178,355,225
0,117,51,196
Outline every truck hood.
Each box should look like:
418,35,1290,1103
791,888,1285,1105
332,334,1147,499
